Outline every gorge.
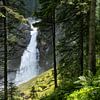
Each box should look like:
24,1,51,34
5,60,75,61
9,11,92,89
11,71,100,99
0,0,53,87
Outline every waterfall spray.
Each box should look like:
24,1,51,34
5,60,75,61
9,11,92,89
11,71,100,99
15,18,40,85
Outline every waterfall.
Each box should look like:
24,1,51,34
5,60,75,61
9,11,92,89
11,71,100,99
15,18,40,85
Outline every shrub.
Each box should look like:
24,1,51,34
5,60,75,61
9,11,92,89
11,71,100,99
65,86,100,100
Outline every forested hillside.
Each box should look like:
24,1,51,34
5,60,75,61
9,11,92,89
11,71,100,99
0,0,100,100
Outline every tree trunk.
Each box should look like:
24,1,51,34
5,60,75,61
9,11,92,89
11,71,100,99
79,22,83,75
88,0,96,75
52,7,57,88
2,0,8,99
79,0,84,76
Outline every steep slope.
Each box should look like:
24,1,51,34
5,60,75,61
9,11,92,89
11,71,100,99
18,68,55,99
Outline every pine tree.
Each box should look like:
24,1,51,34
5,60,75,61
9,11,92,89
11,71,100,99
35,0,60,88
2,0,8,99
88,0,96,75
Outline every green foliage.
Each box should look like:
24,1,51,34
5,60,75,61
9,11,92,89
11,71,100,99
56,0,89,79
4,6,27,23
0,91,4,100
8,34,17,44
8,0,26,16
0,83,23,100
17,67,100,100
30,86,38,99
74,71,100,87
40,80,79,100
65,72,100,100
74,71,94,87
32,0,100,100
18,69,55,100
8,83,22,100
74,76,91,86
39,69,100,100
0,12,5,17
66,87,100,100
0,0,99,99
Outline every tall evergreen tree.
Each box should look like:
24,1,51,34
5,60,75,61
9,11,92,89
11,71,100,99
52,5,57,88
35,0,60,88
88,0,96,75
2,0,8,99
79,0,84,75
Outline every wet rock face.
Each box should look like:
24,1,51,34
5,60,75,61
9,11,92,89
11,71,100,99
37,28,53,72
0,23,31,80
0,0,40,80
8,23,31,80
37,24,62,72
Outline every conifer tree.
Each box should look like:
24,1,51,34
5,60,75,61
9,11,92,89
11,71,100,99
2,0,8,99
88,0,96,75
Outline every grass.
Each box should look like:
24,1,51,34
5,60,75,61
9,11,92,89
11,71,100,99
18,68,55,99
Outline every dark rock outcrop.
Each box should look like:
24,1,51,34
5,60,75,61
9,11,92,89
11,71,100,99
0,22,31,80
37,26,53,72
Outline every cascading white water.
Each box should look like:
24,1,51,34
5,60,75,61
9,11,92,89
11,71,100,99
15,18,40,85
